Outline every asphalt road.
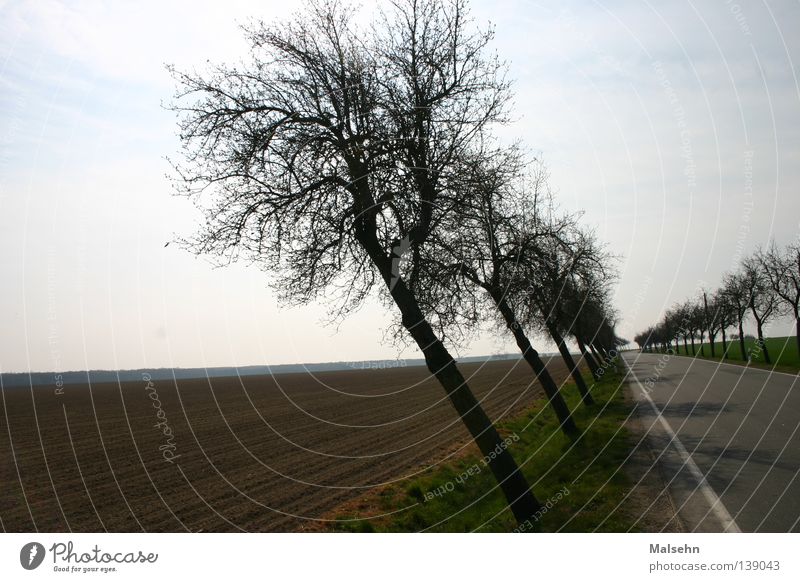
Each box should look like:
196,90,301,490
624,352,800,533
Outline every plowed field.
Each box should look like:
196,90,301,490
1,358,569,531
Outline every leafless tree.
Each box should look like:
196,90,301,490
741,256,779,363
712,289,737,358
686,300,706,356
758,243,800,356
701,290,727,357
169,0,541,523
515,218,611,406
566,271,618,375
721,271,751,360
413,152,582,436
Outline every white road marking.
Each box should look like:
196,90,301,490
625,360,742,533
649,350,800,379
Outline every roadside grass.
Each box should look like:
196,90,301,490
325,365,642,532
658,336,800,375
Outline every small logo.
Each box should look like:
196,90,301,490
20,542,46,570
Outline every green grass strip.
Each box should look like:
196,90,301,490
326,366,644,532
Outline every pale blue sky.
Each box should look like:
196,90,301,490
1,0,798,373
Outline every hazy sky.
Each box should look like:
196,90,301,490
1,0,798,373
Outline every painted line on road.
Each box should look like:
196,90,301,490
625,361,742,533
642,351,799,379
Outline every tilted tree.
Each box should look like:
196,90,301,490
413,151,582,436
566,274,617,374
169,0,542,523
515,219,614,406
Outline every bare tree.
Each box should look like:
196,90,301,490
713,289,736,358
702,290,727,358
665,302,690,355
759,243,800,356
507,198,603,406
741,256,779,363
684,301,705,356
720,271,751,360
415,152,582,436
567,271,618,375
169,0,541,523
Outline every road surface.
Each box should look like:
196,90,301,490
624,352,800,532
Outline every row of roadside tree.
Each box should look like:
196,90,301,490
170,0,624,526
634,242,800,362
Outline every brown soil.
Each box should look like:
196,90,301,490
0,358,569,532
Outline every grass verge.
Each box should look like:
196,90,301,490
658,336,799,375
321,365,644,532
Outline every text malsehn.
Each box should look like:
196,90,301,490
50,542,158,564
649,543,700,554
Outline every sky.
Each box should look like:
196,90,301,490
1,0,798,373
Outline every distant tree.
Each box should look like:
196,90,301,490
702,290,727,358
634,328,650,351
670,301,692,355
169,0,541,523
713,289,736,358
721,271,751,360
685,300,706,356
741,255,779,363
758,243,800,356
660,311,679,354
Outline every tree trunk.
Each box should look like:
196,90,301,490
491,294,580,436
738,319,746,361
683,336,689,355
795,316,800,359
699,331,705,356
690,335,695,355
577,336,601,379
756,321,771,364
590,343,605,365
549,325,594,406
709,333,717,358
357,233,542,524
721,327,728,359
